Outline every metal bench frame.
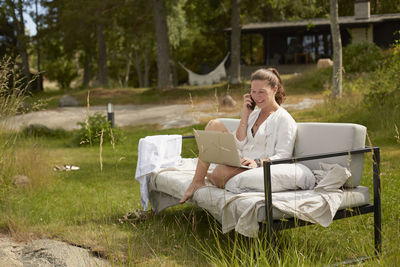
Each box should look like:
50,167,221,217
260,146,382,263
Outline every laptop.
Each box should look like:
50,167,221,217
194,129,252,169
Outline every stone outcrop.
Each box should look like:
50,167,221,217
12,175,30,188
317,58,333,69
220,95,237,107
58,95,79,107
0,235,110,267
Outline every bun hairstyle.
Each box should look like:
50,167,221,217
250,68,286,105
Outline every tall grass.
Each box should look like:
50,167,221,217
0,57,54,240
0,51,399,265
0,57,28,188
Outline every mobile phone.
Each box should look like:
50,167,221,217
247,96,256,110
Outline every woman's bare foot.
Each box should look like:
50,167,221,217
179,181,205,204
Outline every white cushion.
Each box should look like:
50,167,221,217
217,119,367,188
225,163,315,193
295,123,366,188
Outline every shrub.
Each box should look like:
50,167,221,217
75,113,124,146
363,42,400,109
343,42,384,73
22,124,69,138
337,40,400,133
43,58,78,89
284,67,332,93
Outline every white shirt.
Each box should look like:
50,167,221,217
234,107,297,161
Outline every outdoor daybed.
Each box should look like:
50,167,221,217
137,118,381,259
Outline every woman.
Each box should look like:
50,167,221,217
179,68,297,203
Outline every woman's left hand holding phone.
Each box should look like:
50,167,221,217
242,93,255,117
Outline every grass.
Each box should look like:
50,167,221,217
2,114,399,266
26,82,252,110
1,67,400,265
27,70,328,111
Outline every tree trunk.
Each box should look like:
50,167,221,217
153,0,172,88
170,59,178,87
229,0,241,84
96,22,109,87
17,0,30,80
373,0,379,12
134,50,144,87
8,0,31,86
34,0,43,91
144,48,150,87
124,50,132,87
330,0,342,98
83,52,92,88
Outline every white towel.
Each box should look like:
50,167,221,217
135,135,182,210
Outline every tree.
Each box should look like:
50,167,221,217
96,21,109,87
95,0,109,87
178,0,229,75
5,0,31,87
230,0,241,84
330,0,342,99
0,8,17,59
153,0,172,88
110,0,154,88
29,0,43,91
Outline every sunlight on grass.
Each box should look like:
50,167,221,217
2,123,399,265
1,64,400,265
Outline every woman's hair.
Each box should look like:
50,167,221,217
250,68,286,105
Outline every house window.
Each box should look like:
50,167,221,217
317,34,332,58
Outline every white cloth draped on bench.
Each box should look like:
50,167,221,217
135,135,182,209
179,53,229,86
149,160,355,237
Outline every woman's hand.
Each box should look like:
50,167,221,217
242,93,254,117
241,157,258,168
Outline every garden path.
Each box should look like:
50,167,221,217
4,98,323,131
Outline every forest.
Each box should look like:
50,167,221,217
1,0,399,90
1,0,400,266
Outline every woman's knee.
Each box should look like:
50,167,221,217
207,171,224,188
205,119,228,132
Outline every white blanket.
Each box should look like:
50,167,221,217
135,135,182,209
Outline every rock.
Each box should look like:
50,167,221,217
317,58,333,69
25,124,51,135
12,175,30,188
58,95,78,107
0,235,110,267
20,102,31,112
221,95,237,107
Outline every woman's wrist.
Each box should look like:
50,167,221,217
254,158,261,167
239,119,248,128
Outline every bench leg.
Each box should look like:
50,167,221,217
373,148,382,256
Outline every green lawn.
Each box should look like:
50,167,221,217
1,71,399,266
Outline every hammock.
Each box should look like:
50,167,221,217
179,53,230,86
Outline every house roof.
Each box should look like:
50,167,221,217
227,13,400,32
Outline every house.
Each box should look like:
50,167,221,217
226,0,400,75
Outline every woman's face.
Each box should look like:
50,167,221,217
250,80,277,108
